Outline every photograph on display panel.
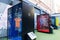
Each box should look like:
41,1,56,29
37,14,53,33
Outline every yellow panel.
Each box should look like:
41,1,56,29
56,17,59,26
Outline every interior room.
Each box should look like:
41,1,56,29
0,0,60,40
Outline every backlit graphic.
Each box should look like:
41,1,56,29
56,17,60,27
37,14,50,32
15,18,21,28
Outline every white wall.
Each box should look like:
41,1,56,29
0,2,11,29
0,2,11,37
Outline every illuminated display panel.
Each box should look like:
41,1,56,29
37,14,52,33
8,3,22,40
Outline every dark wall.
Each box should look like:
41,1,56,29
22,1,34,40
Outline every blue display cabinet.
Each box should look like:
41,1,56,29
8,1,35,40
51,16,57,29
8,2,22,40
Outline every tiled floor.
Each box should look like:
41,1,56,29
35,29,60,40
0,29,60,40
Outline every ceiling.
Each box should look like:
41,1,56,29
0,0,60,13
28,0,60,13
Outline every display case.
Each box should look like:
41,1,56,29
51,16,57,29
56,17,60,28
8,1,35,40
8,2,22,40
37,14,53,33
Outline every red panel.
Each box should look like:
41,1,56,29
37,14,50,33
